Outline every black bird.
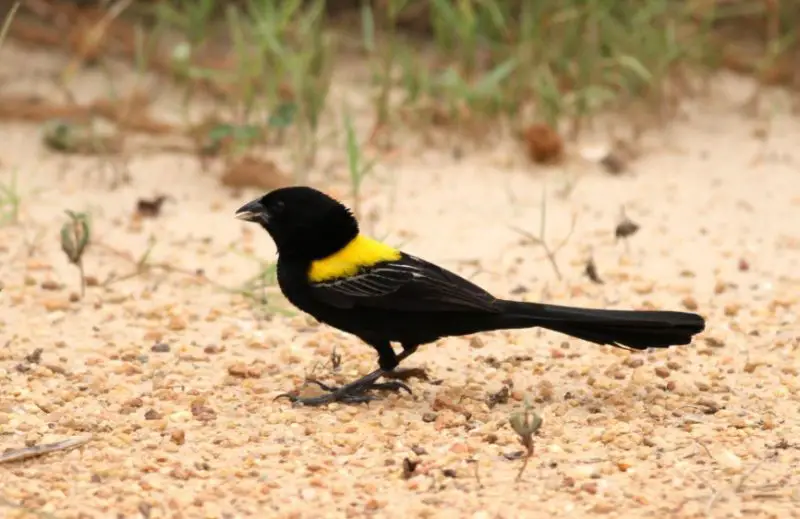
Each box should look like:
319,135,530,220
235,186,706,406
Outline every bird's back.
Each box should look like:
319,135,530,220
276,255,510,345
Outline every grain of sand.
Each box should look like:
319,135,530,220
1,43,799,519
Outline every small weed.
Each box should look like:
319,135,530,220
41,119,122,156
0,1,20,49
139,0,335,171
60,210,92,298
343,109,377,220
0,169,21,226
237,260,278,302
233,258,294,318
229,0,333,173
204,122,263,157
508,394,543,482
154,0,216,51
362,0,410,129
329,346,342,372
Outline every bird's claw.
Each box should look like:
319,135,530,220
274,377,412,407
273,390,377,405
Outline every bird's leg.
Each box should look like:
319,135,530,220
383,367,429,381
275,342,418,406
382,343,428,381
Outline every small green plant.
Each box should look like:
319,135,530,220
362,0,411,128
0,169,21,226
60,210,91,298
149,0,217,106
284,0,334,172
226,0,333,172
343,109,377,220
145,0,332,167
154,0,217,51
204,123,263,156
230,254,295,316
508,394,543,482
0,1,20,48
239,260,278,303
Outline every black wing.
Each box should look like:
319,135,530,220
309,253,502,313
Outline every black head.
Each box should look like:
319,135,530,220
234,186,359,260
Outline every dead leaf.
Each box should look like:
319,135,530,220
522,123,564,165
221,156,291,190
584,257,604,284
615,208,641,240
600,151,627,175
136,195,171,218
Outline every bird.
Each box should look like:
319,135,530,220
235,186,706,406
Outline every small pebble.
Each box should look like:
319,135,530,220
654,366,671,378
681,296,698,311
422,412,437,423
168,316,187,331
581,482,598,494
41,298,70,312
624,357,644,368
591,502,615,514
40,280,61,291
170,429,186,445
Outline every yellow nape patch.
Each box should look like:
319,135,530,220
308,234,401,282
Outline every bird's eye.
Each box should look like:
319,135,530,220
271,200,285,213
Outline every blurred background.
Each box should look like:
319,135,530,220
1,0,798,179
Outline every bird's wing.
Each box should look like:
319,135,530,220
308,254,502,312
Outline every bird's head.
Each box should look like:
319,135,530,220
235,186,359,260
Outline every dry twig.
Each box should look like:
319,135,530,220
0,436,91,464
511,186,578,281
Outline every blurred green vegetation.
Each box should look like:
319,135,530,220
7,1,800,157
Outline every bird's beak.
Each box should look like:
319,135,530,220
235,199,267,223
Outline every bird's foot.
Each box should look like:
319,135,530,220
275,369,412,406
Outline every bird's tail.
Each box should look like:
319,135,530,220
496,300,705,350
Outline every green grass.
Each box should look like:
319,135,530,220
0,4,21,224
0,169,21,226
343,108,377,219
175,2,790,121
11,1,800,163
0,1,20,46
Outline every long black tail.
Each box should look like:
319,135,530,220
497,300,705,350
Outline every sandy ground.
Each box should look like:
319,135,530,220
1,42,800,519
